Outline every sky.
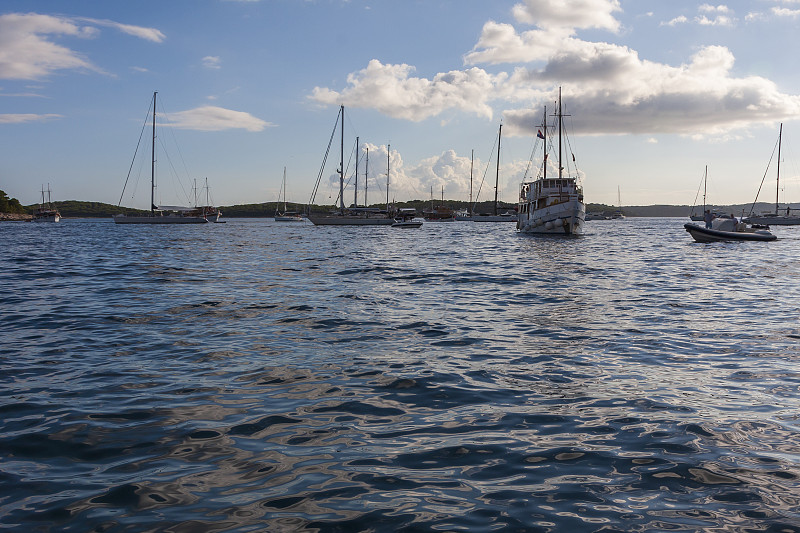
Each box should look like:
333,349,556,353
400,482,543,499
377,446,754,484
3,0,800,209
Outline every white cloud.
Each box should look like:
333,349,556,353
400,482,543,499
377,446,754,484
202,56,221,69
310,59,502,121
0,113,61,124
0,13,164,81
511,0,622,32
661,15,689,27
310,0,800,139
773,7,800,17
77,18,165,43
162,106,271,132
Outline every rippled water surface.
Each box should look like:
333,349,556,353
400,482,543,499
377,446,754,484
2,217,800,532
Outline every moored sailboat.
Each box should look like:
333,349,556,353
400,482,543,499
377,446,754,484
307,106,394,226
517,88,585,235
275,168,304,222
114,92,208,225
744,123,800,225
473,124,517,222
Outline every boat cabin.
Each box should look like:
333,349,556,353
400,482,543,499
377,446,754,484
518,177,583,213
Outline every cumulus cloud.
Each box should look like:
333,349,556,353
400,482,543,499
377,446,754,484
311,59,501,121
202,56,221,69
660,4,735,26
162,106,271,132
0,113,61,124
0,12,164,80
511,0,622,32
310,0,800,140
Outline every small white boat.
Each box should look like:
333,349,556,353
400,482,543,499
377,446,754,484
684,218,776,242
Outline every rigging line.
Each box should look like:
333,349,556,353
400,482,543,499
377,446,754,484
690,167,706,214
156,97,194,193
473,129,499,210
158,135,192,205
749,132,781,216
118,98,153,206
308,109,341,208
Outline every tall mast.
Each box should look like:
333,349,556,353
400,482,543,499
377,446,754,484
339,105,344,213
558,87,563,180
495,123,502,215
354,136,359,208
365,147,369,206
386,144,390,211
151,91,157,215
469,149,474,214
283,167,287,213
703,165,707,212
543,106,547,180
777,123,783,214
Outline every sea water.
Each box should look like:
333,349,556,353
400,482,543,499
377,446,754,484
1,218,799,531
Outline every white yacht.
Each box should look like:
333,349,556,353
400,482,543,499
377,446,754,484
517,88,585,235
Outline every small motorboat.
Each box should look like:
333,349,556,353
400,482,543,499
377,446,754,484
392,208,423,228
684,217,776,242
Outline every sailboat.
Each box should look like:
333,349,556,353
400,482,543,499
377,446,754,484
517,88,585,235
689,166,730,222
307,106,394,226
611,186,625,219
274,168,304,222
423,186,455,222
744,123,800,225
473,125,516,222
114,92,208,225
33,184,61,222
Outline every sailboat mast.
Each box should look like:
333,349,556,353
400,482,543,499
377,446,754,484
495,124,501,215
151,91,157,215
558,87,563,180
339,105,344,213
283,167,287,214
355,136,359,208
777,123,783,214
543,106,547,180
470,149,474,214
703,165,707,212
386,144,390,211
365,147,369,206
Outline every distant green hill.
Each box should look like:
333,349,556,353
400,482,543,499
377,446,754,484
20,200,150,218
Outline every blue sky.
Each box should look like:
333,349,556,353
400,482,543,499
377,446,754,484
3,0,800,209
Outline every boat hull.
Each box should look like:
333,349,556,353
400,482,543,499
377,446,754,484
113,215,208,224
517,200,585,235
33,214,60,223
684,223,776,242
392,220,423,228
744,215,800,225
472,215,516,222
274,216,305,222
307,215,394,226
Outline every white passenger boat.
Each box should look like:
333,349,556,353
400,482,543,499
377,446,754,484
517,88,585,235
